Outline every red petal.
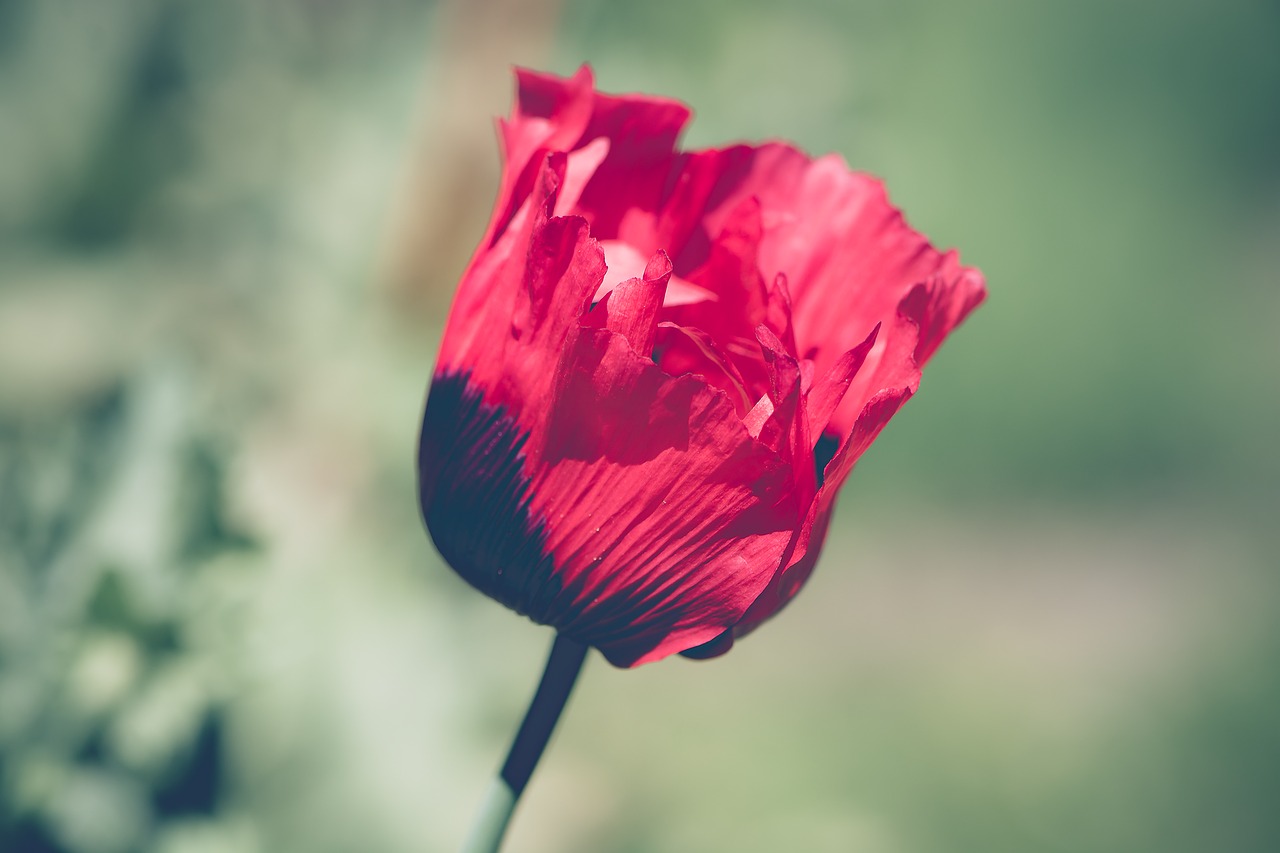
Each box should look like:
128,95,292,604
729,493,835,640
731,383,913,640
440,154,607,414
490,64,692,248
552,137,611,219
597,251,673,356
653,321,753,415
744,325,819,563
911,269,988,366
526,327,803,666
683,195,768,319
763,273,797,357
593,240,714,307
490,67,596,243
806,323,880,441
665,197,773,400
438,152,570,377
759,158,982,425
655,145,984,436
728,283,931,638
426,68,988,666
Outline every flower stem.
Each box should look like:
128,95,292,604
461,633,588,853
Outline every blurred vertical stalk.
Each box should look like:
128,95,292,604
381,0,564,315
462,633,587,853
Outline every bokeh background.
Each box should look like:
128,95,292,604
2,1,1278,851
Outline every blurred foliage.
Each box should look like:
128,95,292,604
0,370,257,852
1,0,1278,852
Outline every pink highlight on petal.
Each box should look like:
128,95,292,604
600,251,673,356
595,240,715,307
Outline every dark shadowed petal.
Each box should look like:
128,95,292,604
664,197,773,400
419,372,563,623
652,321,754,415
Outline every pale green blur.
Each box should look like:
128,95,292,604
1,1,1277,851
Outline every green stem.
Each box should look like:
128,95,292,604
461,633,588,853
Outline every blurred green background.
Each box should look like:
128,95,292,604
2,0,1278,851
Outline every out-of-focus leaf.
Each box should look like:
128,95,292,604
0,366,255,852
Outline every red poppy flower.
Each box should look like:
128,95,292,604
418,66,985,668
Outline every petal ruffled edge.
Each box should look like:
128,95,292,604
489,65,692,248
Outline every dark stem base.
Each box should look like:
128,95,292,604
500,632,588,797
